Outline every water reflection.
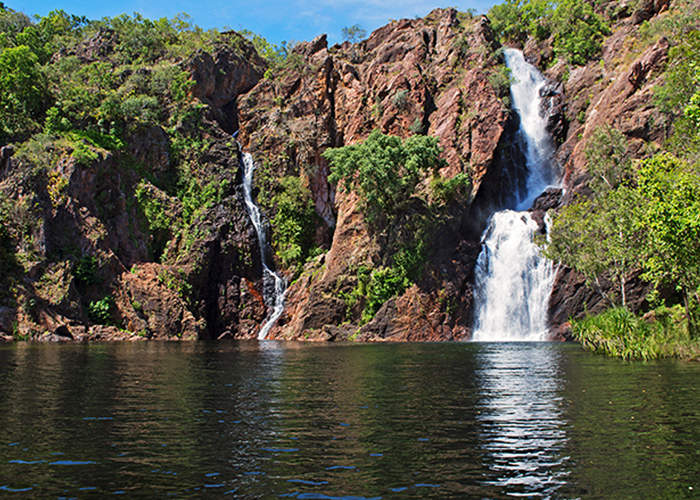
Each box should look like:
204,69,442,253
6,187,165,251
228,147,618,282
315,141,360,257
475,343,570,498
2,342,699,499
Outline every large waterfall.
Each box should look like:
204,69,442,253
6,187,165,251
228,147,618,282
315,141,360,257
472,49,558,342
241,152,287,340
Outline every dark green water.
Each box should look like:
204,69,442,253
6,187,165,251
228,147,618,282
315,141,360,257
0,341,698,499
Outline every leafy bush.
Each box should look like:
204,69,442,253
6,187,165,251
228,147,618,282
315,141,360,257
120,94,160,124
178,177,230,223
430,172,471,205
391,89,409,110
135,181,174,260
271,176,319,275
551,0,609,66
488,0,608,66
488,0,553,44
0,44,49,138
71,141,99,165
323,130,446,221
87,295,115,325
74,254,99,285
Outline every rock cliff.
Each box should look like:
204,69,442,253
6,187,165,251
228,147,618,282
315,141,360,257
0,1,689,341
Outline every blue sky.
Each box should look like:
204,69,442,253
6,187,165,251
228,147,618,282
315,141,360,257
10,0,500,46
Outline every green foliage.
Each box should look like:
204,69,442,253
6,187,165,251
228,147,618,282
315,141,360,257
271,176,319,275
135,181,173,260
548,145,700,341
391,89,409,110
71,141,99,165
545,126,643,306
87,295,115,325
488,0,608,66
584,125,633,192
0,44,49,138
488,0,553,44
551,0,609,66
323,130,446,221
572,306,699,360
656,30,700,160
341,24,367,44
74,254,99,285
240,29,289,67
546,186,643,306
361,266,409,323
487,64,512,97
178,177,230,223
0,6,32,48
430,172,472,205
636,153,700,336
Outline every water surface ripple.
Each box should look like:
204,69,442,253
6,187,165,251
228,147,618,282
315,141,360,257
0,342,699,499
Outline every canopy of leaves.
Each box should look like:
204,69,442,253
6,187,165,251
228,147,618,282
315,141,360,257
657,29,700,161
488,0,608,65
636,153,700,333
323,130,446,220
551,0,610,66
0,44,48,138
488,0,553,45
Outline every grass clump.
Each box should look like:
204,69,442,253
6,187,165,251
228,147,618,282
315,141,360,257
572,306,700,361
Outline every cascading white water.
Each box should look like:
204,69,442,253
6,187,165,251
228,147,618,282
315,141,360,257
507,49,557,209
472,49,558,342
242,152,287,340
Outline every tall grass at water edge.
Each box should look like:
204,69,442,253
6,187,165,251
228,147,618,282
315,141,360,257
572,306,700,361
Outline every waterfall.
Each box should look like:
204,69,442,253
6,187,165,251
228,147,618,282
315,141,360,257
241,152,287,340
472,49,558,342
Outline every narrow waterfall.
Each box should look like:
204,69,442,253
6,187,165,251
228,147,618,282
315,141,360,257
241,152,287,340
472,49,558,342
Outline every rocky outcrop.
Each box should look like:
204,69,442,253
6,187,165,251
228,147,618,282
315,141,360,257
187,32,267,132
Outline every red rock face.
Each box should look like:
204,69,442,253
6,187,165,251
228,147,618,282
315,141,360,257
233,9,517,341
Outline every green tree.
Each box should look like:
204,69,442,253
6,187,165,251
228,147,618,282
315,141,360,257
551,0,609,65
488,0,553,44
636,153,700,336
323,130,446,220
545,186,642,306
0,44,48,137
657,30,700,160
341,24,366,43
544,126,639,306
584,124,633,192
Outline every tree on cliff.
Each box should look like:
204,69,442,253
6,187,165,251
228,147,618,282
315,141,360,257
544,125,641,307
636,153,700,337
323,130,446,221
341,24,366,44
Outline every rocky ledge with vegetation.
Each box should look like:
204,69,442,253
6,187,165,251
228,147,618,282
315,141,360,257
0,0,699,359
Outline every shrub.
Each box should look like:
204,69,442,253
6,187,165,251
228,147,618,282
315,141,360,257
87,295,115,325
74,254,99,285
391,89,409,110
571,306,700,360
271,176,319,275
430,172,471,205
